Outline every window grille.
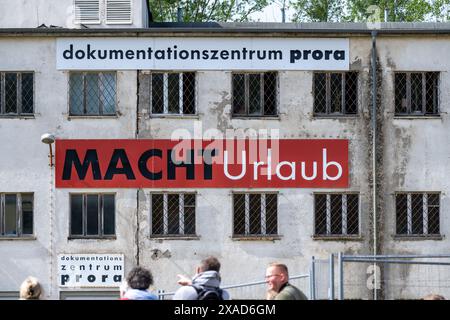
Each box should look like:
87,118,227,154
233,193,277,236
314,193,359,236
313,72,358,116
396,193,440,236
150,72,196,115
74,0,100,24
151,193,196,236
105,0,132,24
395,72,439,115
0,193,33,237
0,72,34,115
69,72,116,116
70,194,115,238
232,72,277,116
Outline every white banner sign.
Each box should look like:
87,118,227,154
56,37,349,70
58,254,124,288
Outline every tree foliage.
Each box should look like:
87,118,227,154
291,0,343,22
149,0,272,22
289,0,449,22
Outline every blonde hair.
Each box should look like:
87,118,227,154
268,263,289,277
19,276,42,300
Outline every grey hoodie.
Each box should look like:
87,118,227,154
172,270,230,300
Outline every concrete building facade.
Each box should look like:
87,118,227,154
0,0,449,300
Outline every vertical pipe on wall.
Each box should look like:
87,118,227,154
371,30,378,300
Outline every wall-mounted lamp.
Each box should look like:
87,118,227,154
41,133,55,167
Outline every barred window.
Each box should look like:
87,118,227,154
70,194,115,238
0,72,34,116
314,193,359,236
313,72,358,116
0,193,33,237
232,72,277,116
69,72,116,116
151,193,196,236
396,193,440,236
150,72,196,115
233,193,277,237
395,72,439,115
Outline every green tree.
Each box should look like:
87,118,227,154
149,0,272,22
291,0,344,22
346,0,449,22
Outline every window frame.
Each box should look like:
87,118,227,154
68,71,117,117
0,71,35,117
231,71,279,118
313,192,361,239
0,193,34,238
313,71,359,117
149,192,198,239
395,192,441,238
231,191,280,239
149,72,197,116
394,72,440,116
69,193,116,239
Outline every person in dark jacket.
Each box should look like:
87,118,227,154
123,266,158,300
173,256,230,300
265,263,308,300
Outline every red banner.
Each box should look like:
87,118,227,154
55,139,348,188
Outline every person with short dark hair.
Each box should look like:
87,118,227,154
173,256,230,300
19,276,42,300
123,266,157,300
265,262,308,300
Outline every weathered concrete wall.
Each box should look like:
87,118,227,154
136,37,374,299
0,0,145,28
0,37,137,299
378,36,450,299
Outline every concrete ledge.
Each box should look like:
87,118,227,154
0,236,36,241
149,235,200,240
312,235,363,241
231,235,282,241
393,235,444,241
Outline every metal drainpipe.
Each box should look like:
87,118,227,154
371,30,378,300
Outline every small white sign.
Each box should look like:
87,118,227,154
56,37,349,71
58,254,124,288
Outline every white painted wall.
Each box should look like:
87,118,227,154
0,37,137,299
0,0,146,28
378,36,450,299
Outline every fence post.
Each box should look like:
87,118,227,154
338,252,344,300
310,256,316,300
329,253,335,300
